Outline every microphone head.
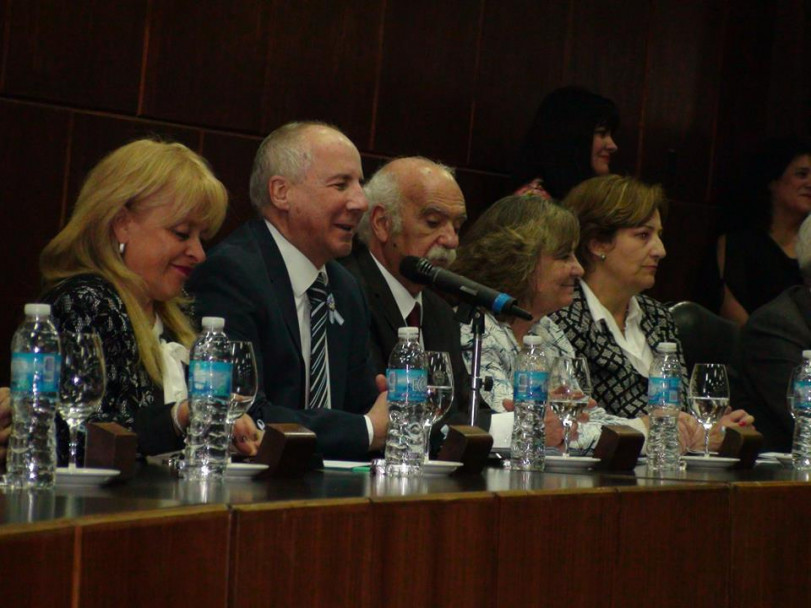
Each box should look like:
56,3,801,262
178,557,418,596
399,256,435,285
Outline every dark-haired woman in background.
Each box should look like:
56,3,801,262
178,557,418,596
714,137,811,325
511,86,619,201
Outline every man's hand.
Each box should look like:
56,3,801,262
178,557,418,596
231,414,263,457
368,374,389,451
0,387,11,466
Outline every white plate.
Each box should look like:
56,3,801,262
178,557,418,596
773,453,795,468
224,463,269,479
56,467,119,486
544,456,601,471
322,460,369,470
423,460,463,475
682,455,739,470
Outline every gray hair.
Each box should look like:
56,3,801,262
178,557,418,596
797,215,811,283
358,157,456,244
249,121,339,211
358,169,403,243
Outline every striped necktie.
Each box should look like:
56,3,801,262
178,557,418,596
306,272,329,409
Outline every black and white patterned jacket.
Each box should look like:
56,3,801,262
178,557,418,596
43,274,184,456
550,282,687,418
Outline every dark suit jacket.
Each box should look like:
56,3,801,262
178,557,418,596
341,245,469,417
187,219,379,460
732,285,811,452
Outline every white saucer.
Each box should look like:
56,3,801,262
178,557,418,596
56,467,120,486
225,463,268,479
682,455,738,470
544,456,600,471
423,460,463,475
773,453,794,468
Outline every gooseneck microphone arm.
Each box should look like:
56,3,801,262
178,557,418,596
399,256,533,321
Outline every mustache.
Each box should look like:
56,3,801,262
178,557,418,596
425,246,457,266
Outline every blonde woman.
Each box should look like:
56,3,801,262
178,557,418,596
40,139,260,457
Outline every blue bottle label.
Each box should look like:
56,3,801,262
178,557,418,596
648,376,680,406
386,368,427,402
794,379,811,409
189,361,232,397
513,370,549,403
11,352,61,394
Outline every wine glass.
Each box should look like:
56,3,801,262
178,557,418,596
547,356,589,457
227,341,258,459
423,351,454,462
57,332,106,469
688,363,730,457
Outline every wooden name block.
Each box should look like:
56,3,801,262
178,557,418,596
254,423,318,478
436,425,493,475
593,425,644,471
85,422,138,479
719,426,763,469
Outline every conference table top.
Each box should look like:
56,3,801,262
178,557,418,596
1,456,807,528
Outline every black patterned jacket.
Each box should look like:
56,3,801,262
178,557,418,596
43,274,185,457
550,281,687,418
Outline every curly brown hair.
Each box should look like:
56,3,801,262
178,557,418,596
451,195,579,315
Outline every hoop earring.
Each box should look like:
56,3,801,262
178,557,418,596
119,242,126,256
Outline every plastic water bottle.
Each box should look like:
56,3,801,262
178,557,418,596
384,327,427,476
791,350,811,470
7,304,61,489
510,335,549,471
647,342,682,472
184,317,232,481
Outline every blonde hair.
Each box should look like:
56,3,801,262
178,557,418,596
451,195,579,318
40,138,228,385
563,175,668,271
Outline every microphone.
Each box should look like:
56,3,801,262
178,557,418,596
400,256,533,321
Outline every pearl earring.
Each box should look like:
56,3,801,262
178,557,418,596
119,242,126,255
599,253,606,261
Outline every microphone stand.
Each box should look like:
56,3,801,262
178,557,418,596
467,307,486,427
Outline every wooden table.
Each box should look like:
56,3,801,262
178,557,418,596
1,461,809,607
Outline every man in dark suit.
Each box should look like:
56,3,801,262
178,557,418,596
341,157,469,412
733,217,811,451
188,122,388,460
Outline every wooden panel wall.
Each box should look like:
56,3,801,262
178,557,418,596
0,0,809,383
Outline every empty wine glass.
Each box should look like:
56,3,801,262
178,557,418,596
688,363,730,457
227,341,258,458
58,332,106,469
423,351,454,462
547,356,588,457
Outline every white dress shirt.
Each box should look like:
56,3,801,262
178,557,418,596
370,252,424,346
580,280,654,378
265,220,374,445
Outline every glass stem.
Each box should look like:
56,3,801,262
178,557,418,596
703,427,711,457
562,421,573,457
68,424,79,469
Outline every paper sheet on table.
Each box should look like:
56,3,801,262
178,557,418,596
489,412,514,450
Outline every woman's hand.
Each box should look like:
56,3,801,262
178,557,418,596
706,408,755,452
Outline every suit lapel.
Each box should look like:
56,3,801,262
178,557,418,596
250,220,303,356
356,248,405,345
